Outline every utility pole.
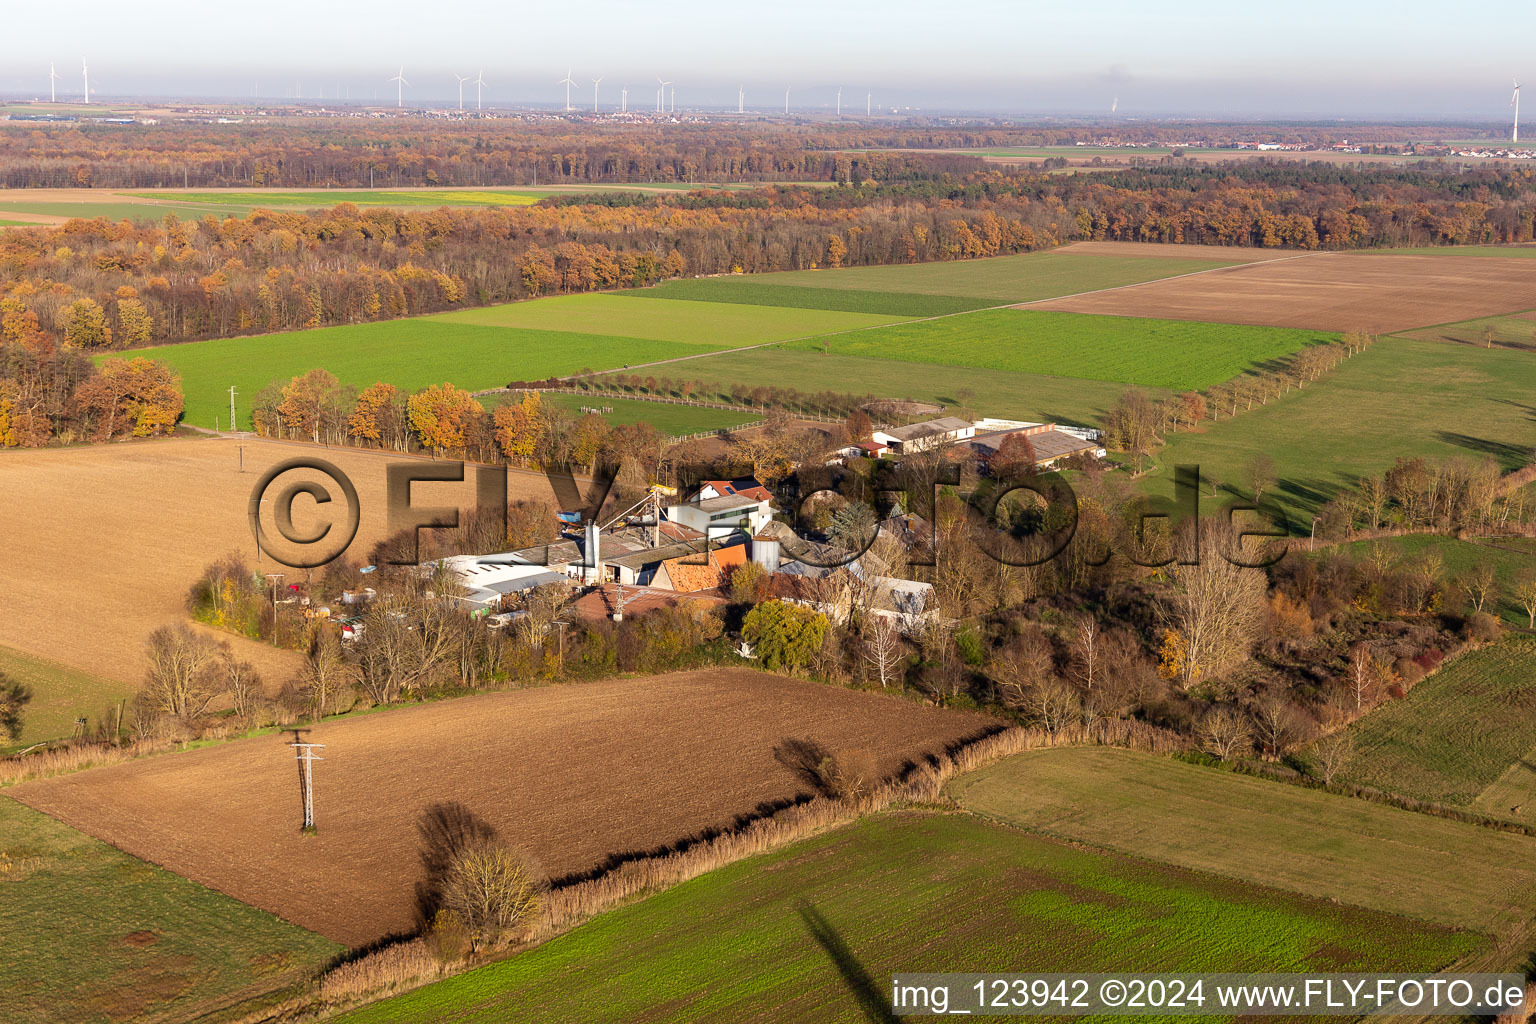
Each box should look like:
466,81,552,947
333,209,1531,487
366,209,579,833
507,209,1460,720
289,731,325,832
228,385,238,434
265,572,285,646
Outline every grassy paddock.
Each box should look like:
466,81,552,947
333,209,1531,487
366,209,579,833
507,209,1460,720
487,392,760,436
1327,638,1536,816
333,811,1473,1024
787,310,1328,391
0,796,340,1024
1147,337,1536,527
950,745,1536,934
1399,311,1536,349
0,645,133,752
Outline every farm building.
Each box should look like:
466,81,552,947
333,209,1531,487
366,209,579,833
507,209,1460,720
567,583,726,622
871,416,975,454
690,477,774,503
432,554,570,611
769,559,937,633
964,422,1105,469
651,543,749,593
667,492,774,538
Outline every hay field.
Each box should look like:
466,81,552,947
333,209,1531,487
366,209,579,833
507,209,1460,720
1032,252,1536,332
10,670,995,947
0,437,561,687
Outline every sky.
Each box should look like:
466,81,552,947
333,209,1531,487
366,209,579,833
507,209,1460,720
0,0,1529,119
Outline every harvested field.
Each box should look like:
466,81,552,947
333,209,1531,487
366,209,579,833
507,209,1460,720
9,670,995,947
1053,240,1301,261
1031,252,1536,332
0,437,561,686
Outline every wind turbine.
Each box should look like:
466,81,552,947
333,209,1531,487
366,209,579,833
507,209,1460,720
559,68,576,111
738,85,744,114
836,86,842,116
454,74,469,111
670,83,675,113
592,76,602,112
473,70,487,110
656,77,671,114
81,58,90,104
866,90,871,116
784,86,790,114
389,66,408,108
1513,79,1523,143
48,62,59,103
621,85,628,113
1111,95,1119,114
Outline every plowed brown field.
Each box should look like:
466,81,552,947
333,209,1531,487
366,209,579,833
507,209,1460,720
0,437,560,686
1029,252,1536,332
10,670,995,946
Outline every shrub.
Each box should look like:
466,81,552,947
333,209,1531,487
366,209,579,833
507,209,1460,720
424,908,470,964
440,841,546,949
1462,610,1502,643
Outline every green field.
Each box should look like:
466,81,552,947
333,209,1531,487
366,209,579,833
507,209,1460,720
129,320,718,429
1325,638,1536,822
1399,310,1536,349
134,189,542,209
487,391,760,436
433,294,901,347
1372,245,1536,258
0,645,133,752
1147,337,1536,528
951,746,1536,934
0,218,26,227
721,249,1239,302
628,278,996,317
600,345,1132,426
785,310,1327,392
1324,535,1536,624
0,796,341,1024
335,811,1473,1024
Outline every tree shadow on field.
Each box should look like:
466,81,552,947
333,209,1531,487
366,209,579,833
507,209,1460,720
799,903,898,1024
773,737,835,795
414,801,498,927
1433,431,1534,467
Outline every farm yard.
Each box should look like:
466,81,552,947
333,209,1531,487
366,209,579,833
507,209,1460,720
0,438,562,686
1325,638,1536,823
8,670,995,947
782,310,1328,392
0,796,340,1024
332,810,1475,1024
950,746,1536,936
1033,252,1536,333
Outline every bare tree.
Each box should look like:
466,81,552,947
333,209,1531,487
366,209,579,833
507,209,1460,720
1515,568,1536,628
1019,679,1081,734
1462,559,1497,614
222,655,262,722
1163,525,1267,688
861,617,905,689
517,583,570,649
1346,642,1382,713
1251,696,1299,760
142,624,225,720
1067,616,1100,710
990,627,1055,707
355,597,414,705
295,625,350,721
1247,454,1276,503
1199,705,1253,761
1311,730,1356,785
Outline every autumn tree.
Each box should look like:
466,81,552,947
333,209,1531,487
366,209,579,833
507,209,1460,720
743,600,827,673
57,297,112,348
348,381,400,449
408,382,484,456
0,671,33,740
73,357,184,440
493,391,546,464
278,368,345,443
141,624,225,721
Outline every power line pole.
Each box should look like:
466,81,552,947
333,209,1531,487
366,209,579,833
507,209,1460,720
265,572,285,646
289,732,325,832
228,385,238,434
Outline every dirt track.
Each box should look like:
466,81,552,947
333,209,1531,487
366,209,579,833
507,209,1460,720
1029,252,1536,332
9,670,994,946
0,437,561,686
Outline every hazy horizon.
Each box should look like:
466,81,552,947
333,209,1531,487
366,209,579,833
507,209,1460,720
0,0,1530,121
